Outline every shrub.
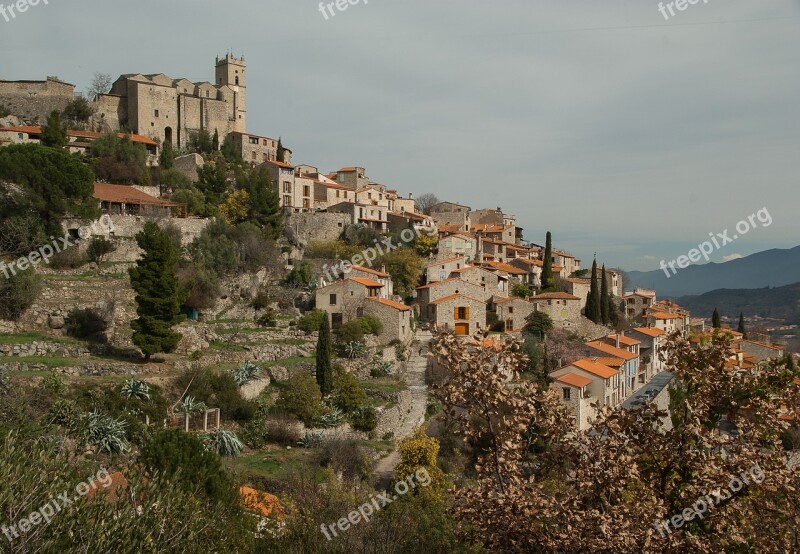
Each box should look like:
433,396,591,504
298,431,324,448
336,320,364,345
174,368,255,422
0,267,43,321
349,406,377,433
357,315,383,336
86,237,116,264
64,307,108,342
202,430,244,457
284,260,314,289
333,372,367,414
41,372,66,395
275,371,323,426
298,309,326,333
256,308,277,328
48,246,87,269
318,439,372,480
265,413,301,445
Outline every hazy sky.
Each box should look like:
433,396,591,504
2,0,799,271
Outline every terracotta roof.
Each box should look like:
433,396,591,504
349,277,384,288
605,334,641,346
0,126,158,146
337,166,361,172
494,296,530,305
564,277,590,284
437,224,463,233
532,292,580,301
632,327,666,337
650,312,680,320
317,181,353,190
555,372,593,388
594,357,625,368
585,340,638,361
263,159,295,169
0,125,42,134
93,183,180,206
350,265,389,277
569,358,619,379
430,293,484,305
368,297,411,311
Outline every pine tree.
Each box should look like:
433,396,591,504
277,137,286,163
316,315,334,396
129,222,186,360
600,264,610,325
737,312,747,338
212,129,220,152
41,111,68,148
712,308,721,329
541,231,554,291
585,258,601,323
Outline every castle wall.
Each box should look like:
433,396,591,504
0,79,75,124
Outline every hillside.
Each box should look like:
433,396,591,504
628,246,800,297
673,281,800,324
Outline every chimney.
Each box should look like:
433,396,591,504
381,264,386,274
616,334,620,349
408,192,413,199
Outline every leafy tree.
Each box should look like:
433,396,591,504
316,315,334,396
90,133,148,184
0,214,47,256
512,281,533,298
414,227,439,257
585,258,601,324
349,406,377,433
284,260,314,289
40,110,68,148
414,193,440,215
395,428,447,497
218,189,250,225
712,307,721,328
160,167,191,190
277,371,323,425
62,97,94,125
86,237,116,264
212,129,220,152
524,310,553,340
600,264,610,325
298,309,327,333
88,72,113,99
64,307,108,342
171,187,206,215
128,222,186,360
378,247,426,299
178,265,221,310
189,130,214,155
738,312,747,338
159,139,175,169
541,231,554,291
0,267,43,321
333,371,366,413
221,134,242,163
189,219,238,276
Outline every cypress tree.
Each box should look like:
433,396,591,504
541,231,554,291
600,264,610,325
586,258,601,324
212,129,220,152
316,315,334,396
737,312,746,338
712,308,721,329
41,111,68,148
129,222,186,360
277,137,286,163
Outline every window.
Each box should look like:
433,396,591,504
562,388,571,401
303,186,310,196
506,319,514,332
235,76,239,85
356,307,364,318
330,294,337,306
251,152,257,160
283,182,291,193
154,109,159,117
332,313,343,327
249,137,259,144
283,195,291,206
508,306,514,314
456,306,469,320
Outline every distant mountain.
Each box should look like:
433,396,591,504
674,281,800,325
627,246,800,297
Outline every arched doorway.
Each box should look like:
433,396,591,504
164,126,173,145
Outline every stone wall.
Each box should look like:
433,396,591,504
0,78,75,124
285,212,349,247
64,215,211,247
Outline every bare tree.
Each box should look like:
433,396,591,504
414,193,440,215
88,73,113,100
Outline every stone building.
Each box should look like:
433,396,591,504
229,131,292,166
94,54,247,147
430,201,471,231
0,77,75,124
530,292,582,323
416,278,491,321
365,297,413,345
428,294,485,337
494,297,535,334
315,277,384,328
438,233,478,262
425,256,467,283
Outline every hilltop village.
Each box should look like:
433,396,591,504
0,56,797,552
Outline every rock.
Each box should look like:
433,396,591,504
268,365,290,382
48,315,65,329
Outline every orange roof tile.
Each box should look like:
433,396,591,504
427,256,466,267
368,297,410,311
479,261,528,275
0,125,42,134
349,277,384,288
93,183,180,206
350,265,389,277
532,292,580,301
605,334,641,346
632,327,666,337
650,312,680,320
594,357,625,368
569,358,619,379
585,341,638,361
264,159,295,169
555,372,593,388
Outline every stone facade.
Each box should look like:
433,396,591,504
315,278,383,327
425,256,467,283
284,211,349,247
0,77,75,124
494,297,535,334
416,279,491,322
429,294,485,336
438,234,478,262
530,292,582,322
230,131,292,166
365,297,413,345
62,214,211,247
172,153,205,183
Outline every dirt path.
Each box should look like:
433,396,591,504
372,330,432,482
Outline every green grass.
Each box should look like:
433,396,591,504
215,327,266,335
228,448,319,480
364,440,395,454
266,338,308,346
359,377,408,394
208,341,249,353
0,332,80,345
260,356,315,369
0,355,78,368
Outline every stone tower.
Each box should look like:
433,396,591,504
215,54,247,133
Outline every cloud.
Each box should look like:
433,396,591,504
723,253,744,262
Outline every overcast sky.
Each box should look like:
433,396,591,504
2,0,798,271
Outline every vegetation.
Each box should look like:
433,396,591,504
128,222,186,360
315,315,334,396
541,231,554,291
90,132,149,184
712,307,721,328
64,307,108,342
298,309,327,333
86,237,117,264
0,267,43,321
62,97,94,125
585,258,602,324
41,110,68,147
277,371,323,426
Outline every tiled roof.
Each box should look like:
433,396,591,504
93,184,179,206
349,277,384,288
350,265,390,277
0,125,42,134
0,126,158,146
569,358,619,379
555,372,593,388
594,357,624,368
263,159,295,169
585,341,638,361
368,297,410,311
606,334,641,346
650,312,680,320
632,327,666,337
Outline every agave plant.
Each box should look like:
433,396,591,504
202,430,244,457
178,395,207,414
83,410,129,454
121,378,151,401
379,361,394,376
297,431,324,448
231,362,261,387
319,408,344,428
345,341,365,359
